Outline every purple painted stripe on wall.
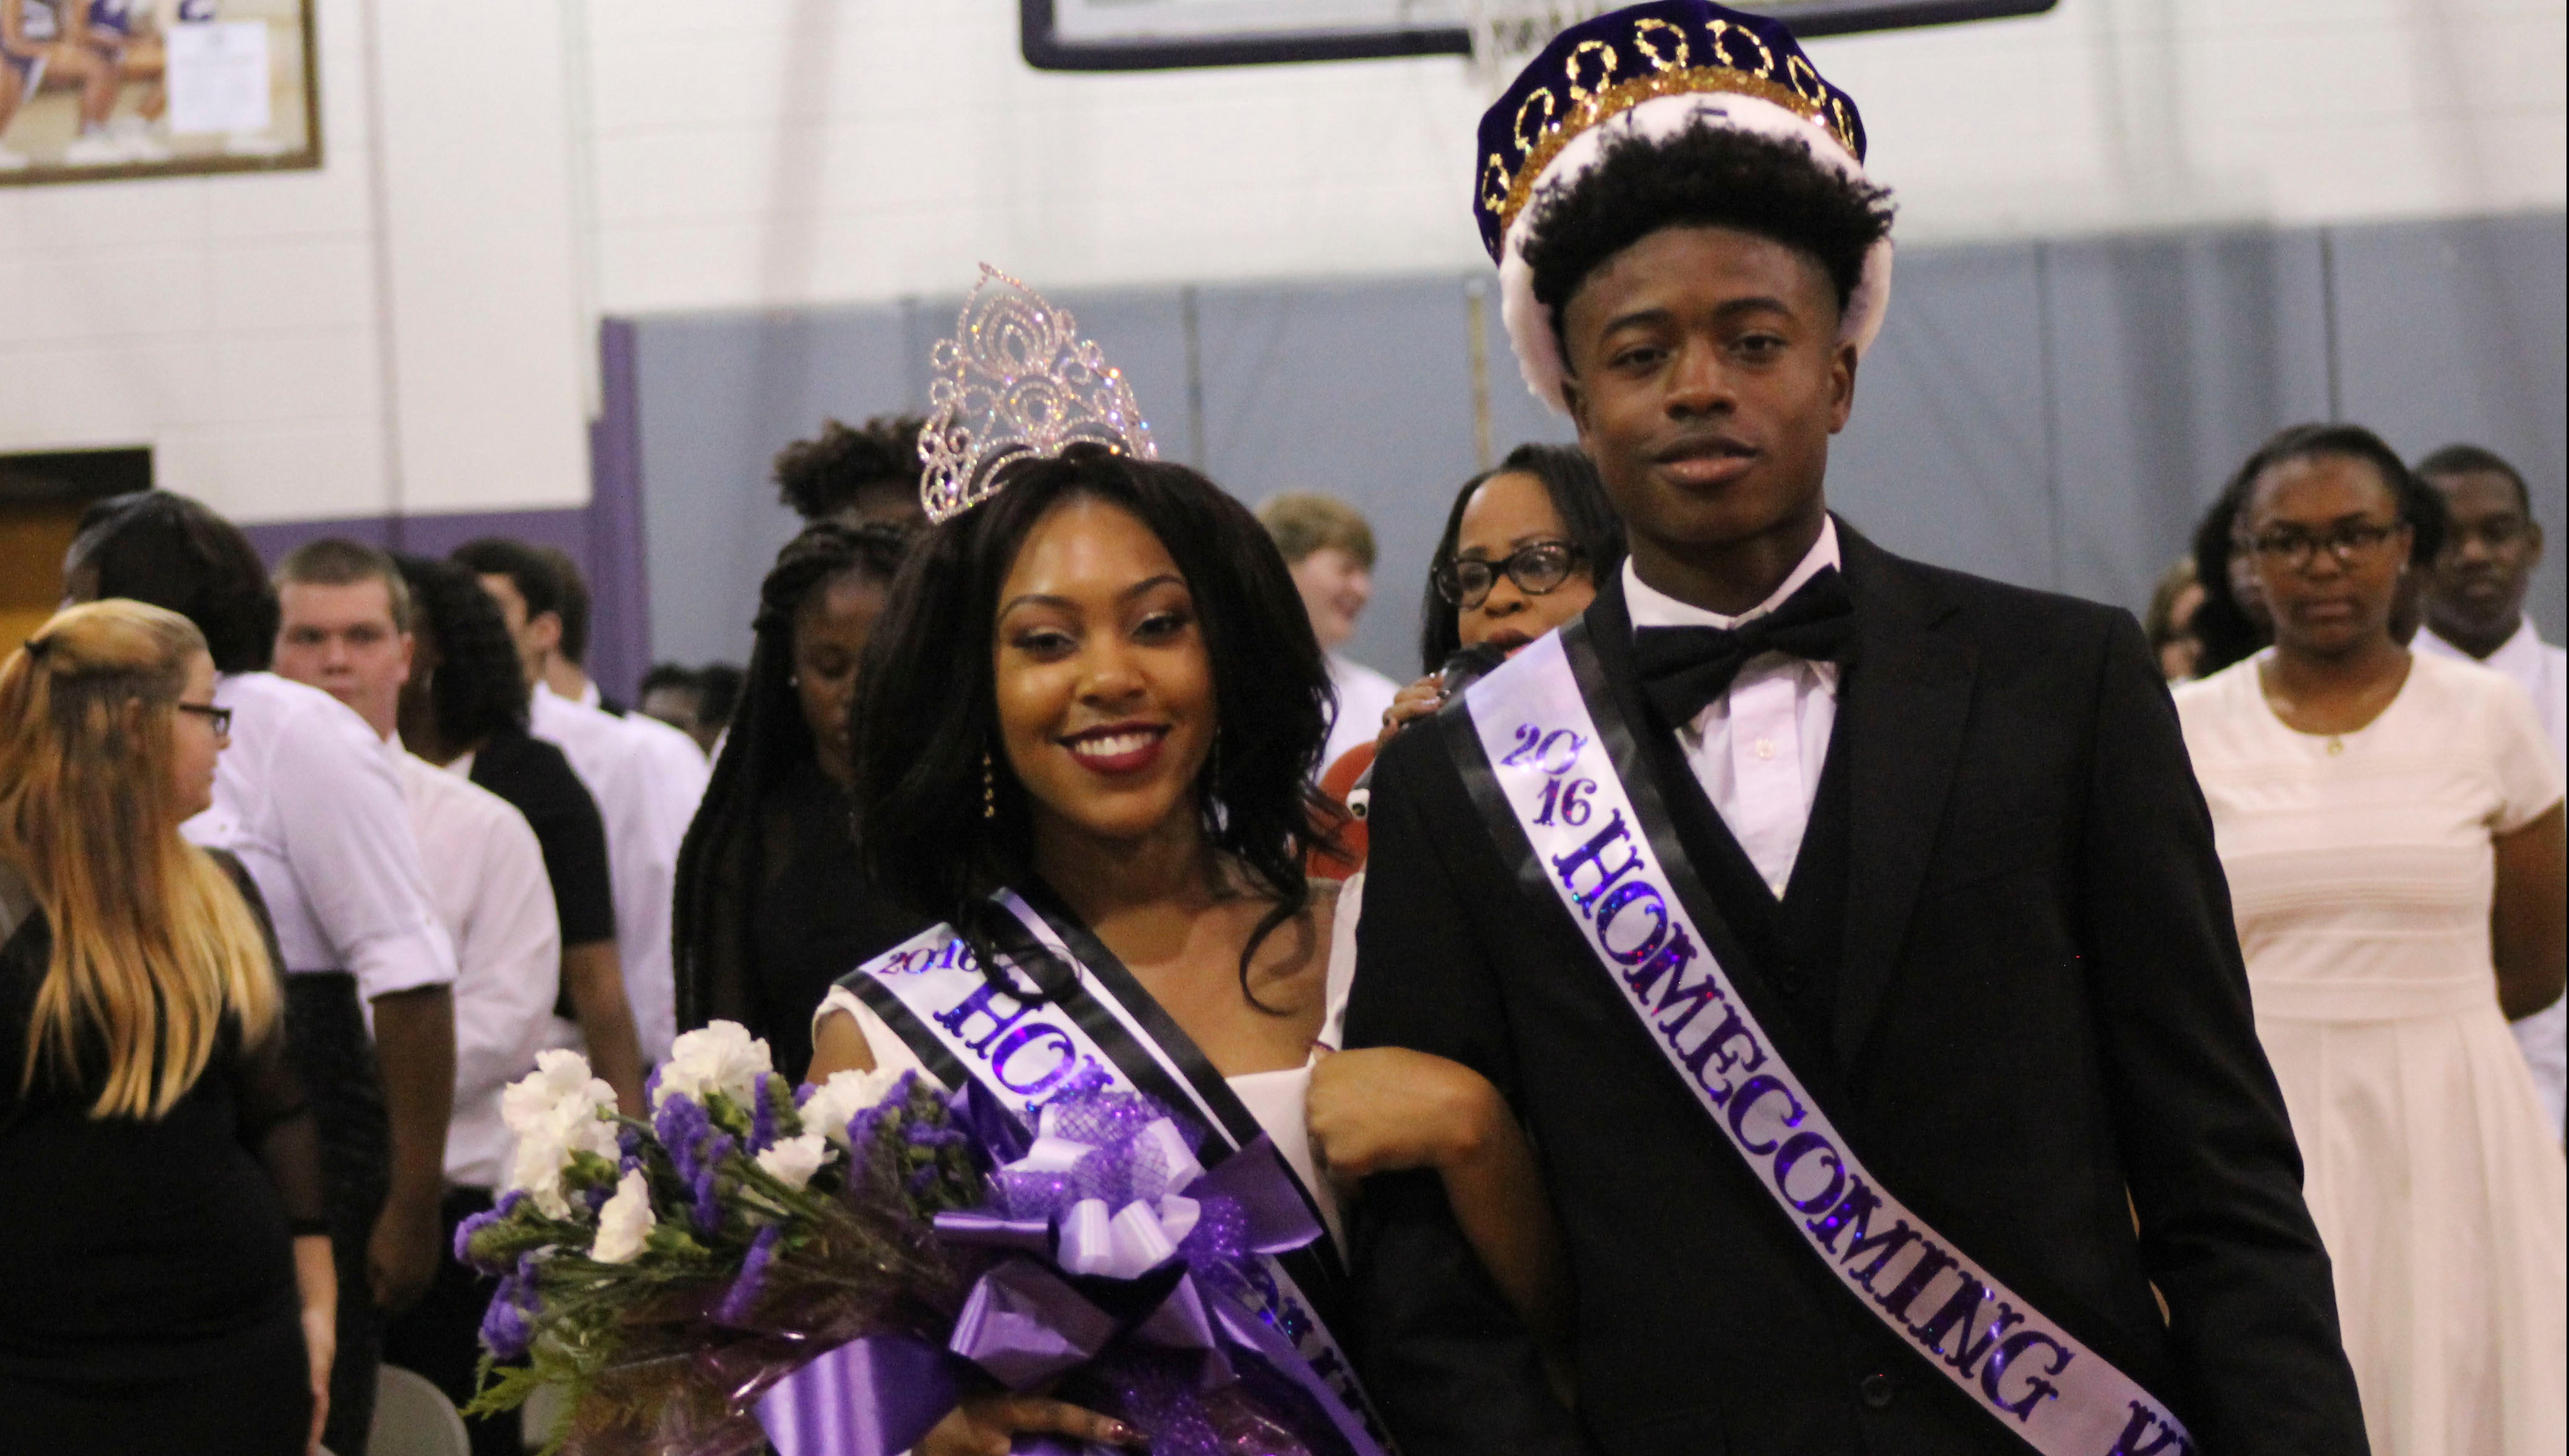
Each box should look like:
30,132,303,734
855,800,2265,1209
235,320,657,700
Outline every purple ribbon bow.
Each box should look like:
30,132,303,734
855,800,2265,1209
761,1111,1378,1456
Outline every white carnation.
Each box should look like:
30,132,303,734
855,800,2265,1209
502,1048,617,1136
655,1020,773,1111
799,1066,908,1149
591,1169,657,1264
500,1050,623,1218
755,1133,833,1192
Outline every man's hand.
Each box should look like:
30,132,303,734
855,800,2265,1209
369,1190,443,1313
367,984,455,1312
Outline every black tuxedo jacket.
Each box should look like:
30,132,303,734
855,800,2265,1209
1344,524,2365,1455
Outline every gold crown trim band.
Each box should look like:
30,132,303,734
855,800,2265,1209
1484,65,1856,243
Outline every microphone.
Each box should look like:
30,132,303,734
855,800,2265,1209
1437,641,1511,696
1348,641,1514,812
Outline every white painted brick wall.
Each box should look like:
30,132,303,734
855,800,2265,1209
1,0,2558,526
583,0,2567,313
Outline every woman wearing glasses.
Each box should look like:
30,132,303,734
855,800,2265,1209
2173,423,2567,1456
1313,445,1623,862
1,601,335,1454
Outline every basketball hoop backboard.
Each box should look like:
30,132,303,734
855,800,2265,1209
1020,0,2054,72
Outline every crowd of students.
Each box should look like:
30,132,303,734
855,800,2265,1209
3,414,2555,1456
0,4,2560,1452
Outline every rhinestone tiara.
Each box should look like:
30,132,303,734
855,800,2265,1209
917,265,1158,524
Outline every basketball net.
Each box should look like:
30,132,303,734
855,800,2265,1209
1462,0,1620,94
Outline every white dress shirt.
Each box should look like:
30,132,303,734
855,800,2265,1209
394,745,561,1189
2418,615,2569,1139
183,672,456,1002
1624,517,1844,896
1323,653,1401,777
530,683,709,1063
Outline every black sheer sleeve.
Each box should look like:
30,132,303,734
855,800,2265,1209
207,847,331,1237
233,1018,329,1236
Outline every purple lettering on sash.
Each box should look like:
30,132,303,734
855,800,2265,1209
1670,995,1762,1100
1843,1218,1923,1294
1027,1056,1114,1114
1551,811,1645,914
2107,1401,2194,1455
987,1022,1080,1094
1624,924,1709,1015
1770,1130,1847,1215
1806,1174,1884,1255
1722,1073,1803,1155
1873,1242,1961,1323
1593,881,1670,964
1909,1278,2024,1379
934,981,1030,1055
1981,1331,2071,1421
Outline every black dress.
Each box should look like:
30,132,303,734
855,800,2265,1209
747,758,924,1081
0,862,326,1455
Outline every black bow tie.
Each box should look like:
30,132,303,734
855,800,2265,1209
1633,567,1856,727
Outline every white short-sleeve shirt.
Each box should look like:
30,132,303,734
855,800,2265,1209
183,672,456,1002
395,747,563,1189
530,684,709,1062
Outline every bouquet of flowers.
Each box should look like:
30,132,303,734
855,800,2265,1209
464,1022,1383,1456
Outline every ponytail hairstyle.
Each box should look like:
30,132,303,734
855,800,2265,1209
0,601,278,1118
674,521,916,1032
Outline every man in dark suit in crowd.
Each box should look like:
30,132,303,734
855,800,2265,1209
1343,6,2366,1454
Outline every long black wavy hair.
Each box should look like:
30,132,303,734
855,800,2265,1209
1418,442,1624,675
854,443,1340,1005
674,521,916,1033
393,553,531,751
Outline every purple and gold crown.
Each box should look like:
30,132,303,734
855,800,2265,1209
1474,2,1889,412
1473,1,1868,263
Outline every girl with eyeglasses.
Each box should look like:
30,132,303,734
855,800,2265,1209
2173,422,2567,1456
0,601,334,1455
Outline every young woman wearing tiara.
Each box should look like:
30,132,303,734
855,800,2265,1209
800,273,1567,1454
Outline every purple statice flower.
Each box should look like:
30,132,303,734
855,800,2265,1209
617,1123,646,1169
479,1255,542,1361
452,1190,528,1274
904,1117,960,1150
748,1072,779,1153
715,1224,782,1325
654,1086,710,1159
691,1134,735,1235
844,1101,889,1161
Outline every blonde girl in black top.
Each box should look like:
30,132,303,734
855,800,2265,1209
0,600,334,1455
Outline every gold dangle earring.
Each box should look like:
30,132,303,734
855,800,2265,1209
982,750,997,821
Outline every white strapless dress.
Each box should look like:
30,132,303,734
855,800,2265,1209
810,875,1365,1249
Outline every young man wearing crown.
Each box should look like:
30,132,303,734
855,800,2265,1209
1343,6,2367,1454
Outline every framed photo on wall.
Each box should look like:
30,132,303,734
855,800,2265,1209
1,0,319,185
1020,0,2056,71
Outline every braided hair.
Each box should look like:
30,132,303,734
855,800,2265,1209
392,553,530,755
672,521,915,1033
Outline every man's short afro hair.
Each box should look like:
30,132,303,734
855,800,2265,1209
1524,121,1892,345
771,415,923,522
